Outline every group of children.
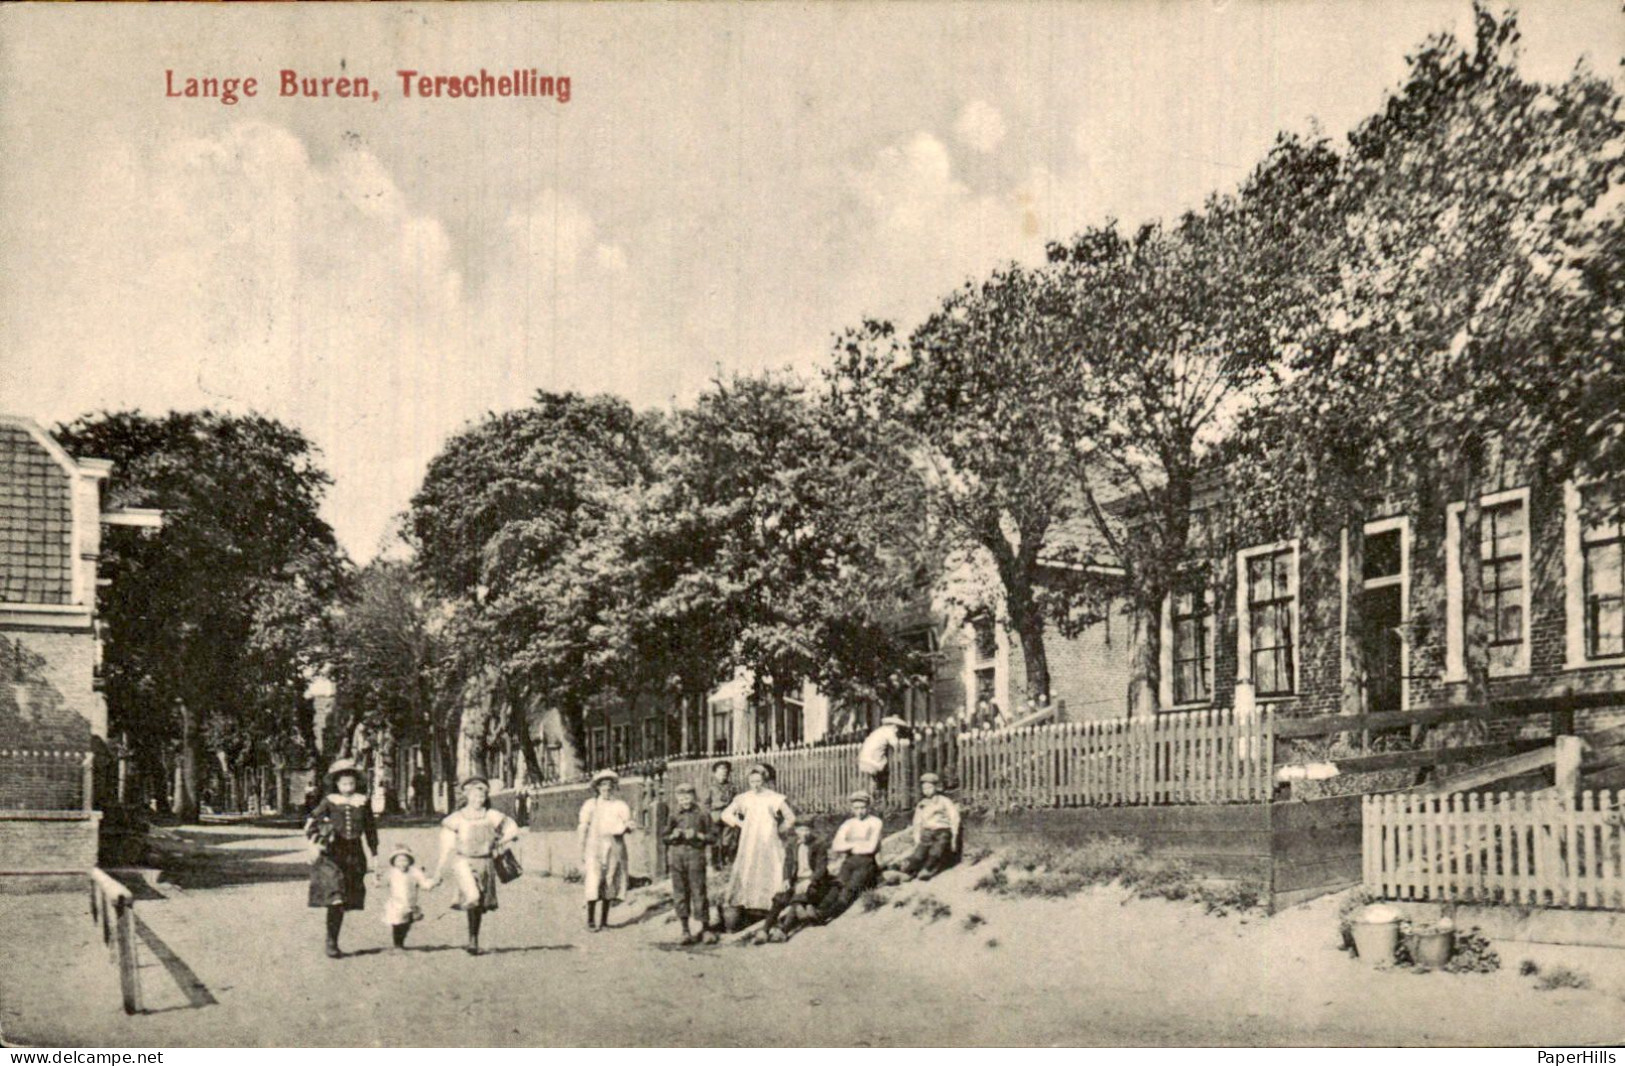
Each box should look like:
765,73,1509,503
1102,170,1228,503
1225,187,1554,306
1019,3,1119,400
662,759,963,947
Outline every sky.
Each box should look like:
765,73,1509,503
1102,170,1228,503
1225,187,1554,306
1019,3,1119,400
1,1,1618,561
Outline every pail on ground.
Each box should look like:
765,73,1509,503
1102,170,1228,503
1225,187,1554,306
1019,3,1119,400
1351,919,1399,964
1408,931,1454,968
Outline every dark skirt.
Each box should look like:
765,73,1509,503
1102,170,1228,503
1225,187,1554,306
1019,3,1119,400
451,855,499,912
308,837,369,910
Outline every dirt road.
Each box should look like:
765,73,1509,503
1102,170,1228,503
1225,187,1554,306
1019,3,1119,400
3,822,1621,1047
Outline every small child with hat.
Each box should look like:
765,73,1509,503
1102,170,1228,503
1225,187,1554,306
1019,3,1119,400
379,842,438,951
817,789,885,923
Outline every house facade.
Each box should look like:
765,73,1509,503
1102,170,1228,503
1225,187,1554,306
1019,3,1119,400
0,415,155,881
1028,468,1625,734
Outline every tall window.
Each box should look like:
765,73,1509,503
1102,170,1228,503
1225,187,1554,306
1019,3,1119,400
1247,548,1296,697
1481,500,1526,651
610,724,631,766
641,716,663,760
972,616,998,662
590,727,609,769
1582,485,1624,659
779,695,805,745
1171,588,1211,705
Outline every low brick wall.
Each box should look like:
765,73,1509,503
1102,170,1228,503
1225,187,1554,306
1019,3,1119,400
0,811,101,890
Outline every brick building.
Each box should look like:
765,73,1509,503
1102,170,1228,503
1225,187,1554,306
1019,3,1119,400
1014,466,1624,733
0,415,156,882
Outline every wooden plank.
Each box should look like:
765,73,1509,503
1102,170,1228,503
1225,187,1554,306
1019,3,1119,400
1417,746,1564,795
1274,690,1623,741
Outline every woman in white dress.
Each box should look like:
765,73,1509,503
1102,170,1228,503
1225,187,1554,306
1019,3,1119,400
578,769,636,931
719,763,797,915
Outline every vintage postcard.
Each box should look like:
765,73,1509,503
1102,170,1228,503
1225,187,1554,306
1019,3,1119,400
1,0,1622,1050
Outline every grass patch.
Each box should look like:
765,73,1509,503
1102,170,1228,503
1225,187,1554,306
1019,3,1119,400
1519,959,1540,977
960,912,987,932
859,888,887,913
964,846,993,866
971,838,1266,915
984,937,1000,949
911,896,953,923
1535,966,1591,991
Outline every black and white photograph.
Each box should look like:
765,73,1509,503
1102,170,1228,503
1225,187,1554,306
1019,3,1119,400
0,0,1621,1049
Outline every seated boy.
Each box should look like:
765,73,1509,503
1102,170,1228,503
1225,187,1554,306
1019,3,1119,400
755,821,831,944
664,782,714,944
817,790,885,923
898,772,960,881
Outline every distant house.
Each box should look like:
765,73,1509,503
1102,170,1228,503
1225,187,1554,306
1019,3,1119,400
0,415,157,883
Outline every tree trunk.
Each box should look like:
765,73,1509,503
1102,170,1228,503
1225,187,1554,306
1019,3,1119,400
215,750,237,812
1127,598,1160,718
514,696,545,784
175,701,201,822
1013,617,1050,709
373,731,398,814
1342,521,1367,718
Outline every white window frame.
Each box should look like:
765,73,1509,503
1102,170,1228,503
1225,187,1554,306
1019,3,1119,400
1235,539,1300,701
1344,516,1411,711
1445,487,1531,680
1564,479,1625,669
962,615,1010,717
1159,585,1216,709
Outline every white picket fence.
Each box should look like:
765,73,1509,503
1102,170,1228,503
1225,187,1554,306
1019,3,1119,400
1363,790,1625,910
955,708,1275,807
664,740,885,814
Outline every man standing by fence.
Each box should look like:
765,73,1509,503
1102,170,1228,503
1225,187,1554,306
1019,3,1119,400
858,716,908,799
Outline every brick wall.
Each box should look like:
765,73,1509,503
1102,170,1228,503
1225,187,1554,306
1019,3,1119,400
0,753,85,810
0,626,100,748
0,813,100,875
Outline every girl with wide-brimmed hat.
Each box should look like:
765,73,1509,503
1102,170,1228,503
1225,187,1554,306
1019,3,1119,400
718,762,797,918
432,775,521,955
577,769,635,931
303,758,379,958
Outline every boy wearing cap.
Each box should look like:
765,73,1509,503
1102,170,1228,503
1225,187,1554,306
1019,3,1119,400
705,760,737,871
858,716,908,797
898,772,961,881
818,790,885,922
664,782,714,944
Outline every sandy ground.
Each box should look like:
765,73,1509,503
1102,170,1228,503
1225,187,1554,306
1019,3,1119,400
3,821,1623,1047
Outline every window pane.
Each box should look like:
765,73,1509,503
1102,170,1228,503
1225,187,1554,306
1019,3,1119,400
1582,484,1623,542
1363,529,1402,582
1587,542,1622,600
1248,557,1270,603
1592,598,1624,657
1496,603,1523,644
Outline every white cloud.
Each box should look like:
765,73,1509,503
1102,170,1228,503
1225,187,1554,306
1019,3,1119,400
1,121,653,558
954,100,1007,154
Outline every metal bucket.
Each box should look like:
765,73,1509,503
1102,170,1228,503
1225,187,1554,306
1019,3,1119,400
1350,919,1399,965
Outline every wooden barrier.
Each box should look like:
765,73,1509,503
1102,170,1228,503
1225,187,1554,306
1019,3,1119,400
663,741,896,815
88,868,139,1014
1363,790,1624,910
955,709,1274,808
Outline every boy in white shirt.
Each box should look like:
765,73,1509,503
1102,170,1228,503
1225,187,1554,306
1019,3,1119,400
817,790,885,922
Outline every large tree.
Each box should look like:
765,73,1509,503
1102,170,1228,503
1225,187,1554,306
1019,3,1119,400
828,277,1094,707
409,392,657,769
1233,5,1624,708
56,410,347,820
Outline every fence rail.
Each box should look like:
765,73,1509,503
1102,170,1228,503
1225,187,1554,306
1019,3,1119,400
955,708,1275,807
1363,790,1624,910
89,868,139,1014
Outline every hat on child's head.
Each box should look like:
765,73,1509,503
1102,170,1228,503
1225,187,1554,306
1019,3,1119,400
919,772,941,786
324,757,369,791
848,789,872,804
388,842,416,864
460,775,489,791
591,769,620,787
674,782,696,796
746,763,775,782
880,715,907,729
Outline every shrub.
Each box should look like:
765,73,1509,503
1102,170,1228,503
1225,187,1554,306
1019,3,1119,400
972,839,1265,915
1535,966,1591,991
1518,959,1540,977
